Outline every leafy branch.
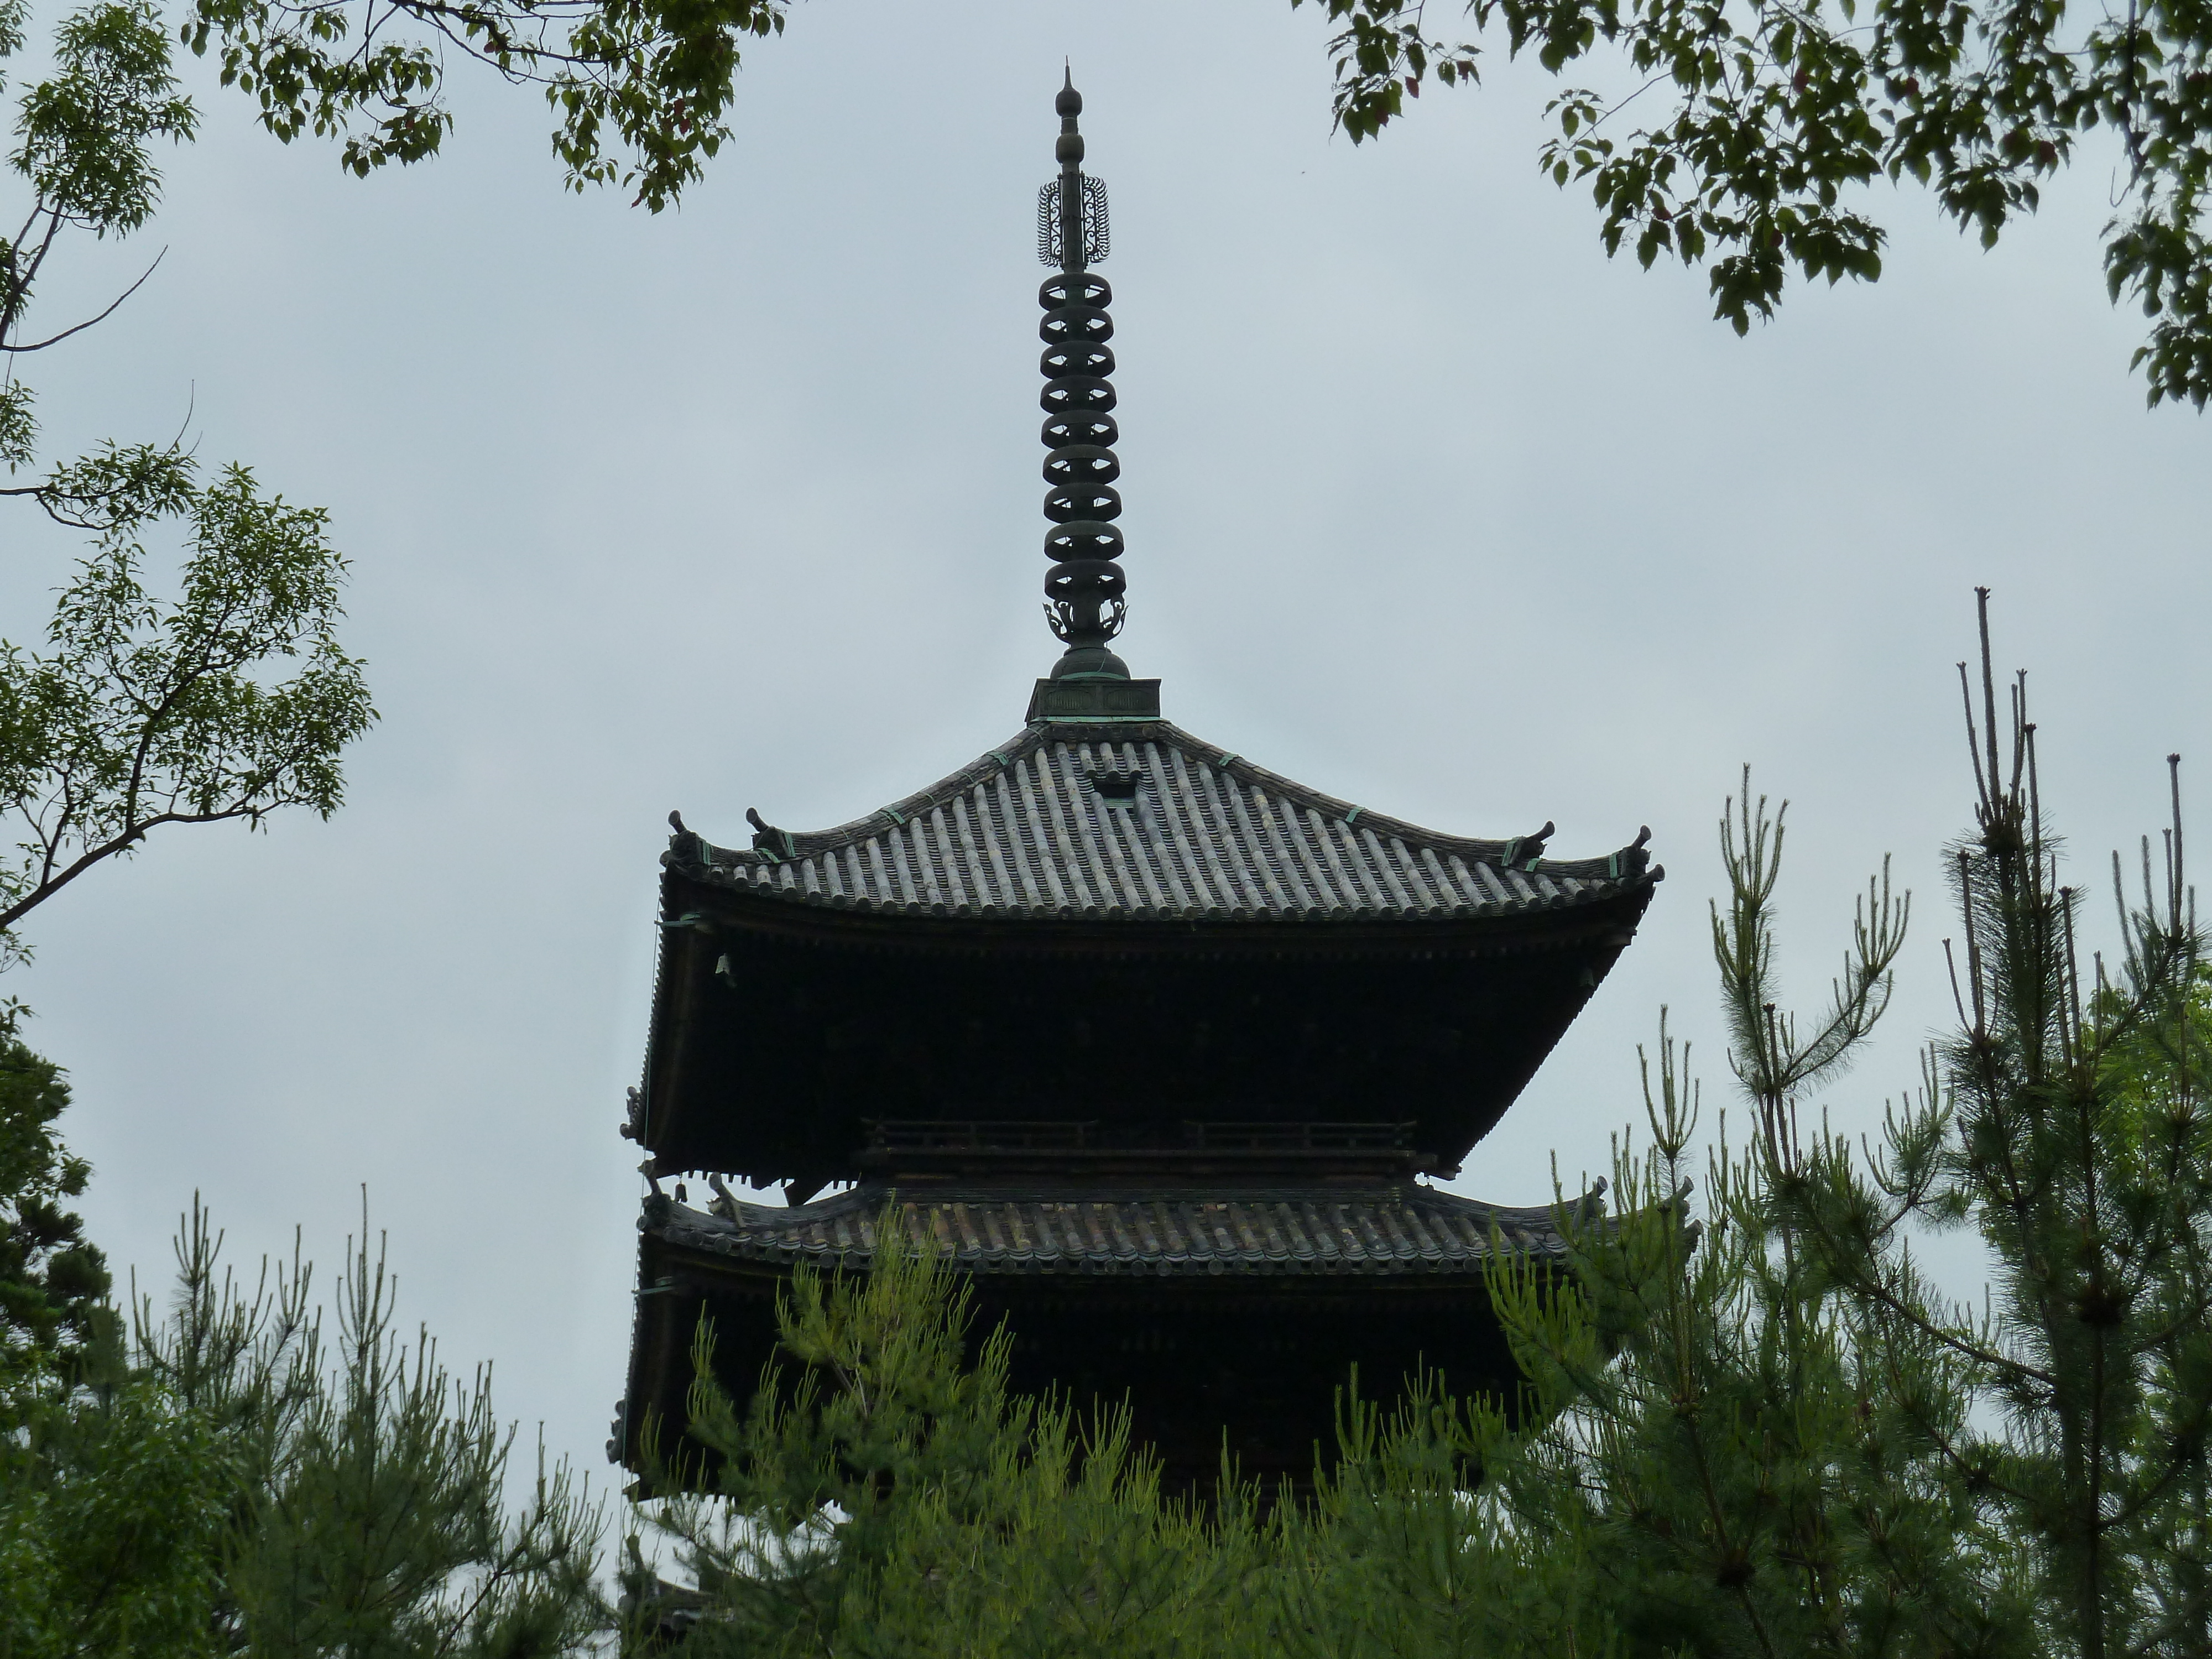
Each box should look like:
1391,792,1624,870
0,463,375,969
180,0,787,211
1291,0,2212,405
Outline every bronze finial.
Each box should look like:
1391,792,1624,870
1034,72,1126,681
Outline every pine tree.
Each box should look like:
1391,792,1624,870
1265,1371,1611,1659
638,1241,1268,1659
1472,776,2032,1659
2,1198,609,1658
647,1219,1657,1658
1778,593,2212,1659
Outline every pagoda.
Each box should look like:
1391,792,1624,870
612,75,1661,1494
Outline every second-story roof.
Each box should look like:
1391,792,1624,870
643,1176,1606,1279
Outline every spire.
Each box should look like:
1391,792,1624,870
1035,71,1126,681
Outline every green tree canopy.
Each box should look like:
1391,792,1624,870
1,1,374,975
180,0,784,211
0,0,369,1494
1293,0,2212,405
0,1009,111,1388
0,462,373,969
3,1200,609,1659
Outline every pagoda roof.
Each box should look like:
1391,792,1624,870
671,718,1657,926
641,1177,1603,1279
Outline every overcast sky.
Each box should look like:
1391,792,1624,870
9,0,2206,1517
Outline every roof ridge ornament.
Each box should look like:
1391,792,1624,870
1036,69,1129,684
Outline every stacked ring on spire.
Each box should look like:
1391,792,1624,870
1040,269,1126,649
1034,75,1128,674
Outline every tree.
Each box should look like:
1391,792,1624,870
1474,594,2212,1659
0,1007,112,1389
1,0,375,972
0,465,373,970
1767,594,2212,1659
180,0,784,212
1478,790,2034,1658
5,0,197,530
0,0,698,1647
0,0,371,1375
638,1240,1265,1659
1265,1374,1613,1659
640,1211,1652,1658
0,1378,232,1659
148,0,2212,399
1292,0,2212,407
176,1201,607,1656
41,0,2212,410
1,1199,610,1658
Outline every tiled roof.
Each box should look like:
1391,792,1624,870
644,1179,1604,1278
667,721,1656,922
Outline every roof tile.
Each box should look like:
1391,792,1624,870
648,1180,1588,1279
673,722,1657,925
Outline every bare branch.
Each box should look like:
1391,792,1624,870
0,248,166,354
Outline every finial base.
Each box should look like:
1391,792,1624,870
1049,645,1130,680
1027,676,1161,724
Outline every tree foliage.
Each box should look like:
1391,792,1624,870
636,1243,1255,1658
0,462,373,968
1474,594,2210,1659
0,0,375,979
0,1378,232,1659
1757,595,2212,1658
1,1199,609,1658
1479,813,2033,1658
625,1243,1484,1659
206,1209,606,1656
178,0,784,210
1292,0,2212,406
0,1008,111,1387
3,0,197,524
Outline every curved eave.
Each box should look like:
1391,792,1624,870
638,1181,1595,1280
658,861,1657,956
